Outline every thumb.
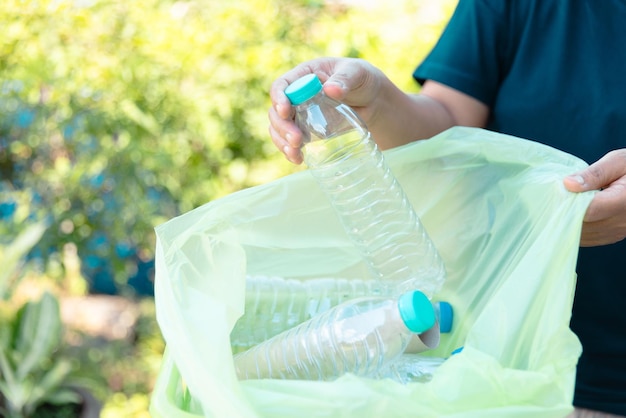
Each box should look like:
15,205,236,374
563,172,593,193
563,150,626,192
322,59,380,105
322,77,348,102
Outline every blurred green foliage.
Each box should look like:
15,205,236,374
65,299,164,418
0,0,454,290
1,0,455,414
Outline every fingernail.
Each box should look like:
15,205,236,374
285,132,293,145
571,175,585,185
326,80,345,90
283,145,295,163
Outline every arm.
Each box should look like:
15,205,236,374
370,79,489,150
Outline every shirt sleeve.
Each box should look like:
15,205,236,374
413,0,511,107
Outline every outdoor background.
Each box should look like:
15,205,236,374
0,0,455,416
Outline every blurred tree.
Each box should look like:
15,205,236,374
0,0,454,295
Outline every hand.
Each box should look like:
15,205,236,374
567,406,625,418
268,57,385,164
563,149,626,247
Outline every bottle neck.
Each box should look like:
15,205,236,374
294,90,326,111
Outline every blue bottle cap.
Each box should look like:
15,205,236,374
284,74,323,105
438,301,454,333
397,290,436,333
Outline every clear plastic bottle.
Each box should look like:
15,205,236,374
233,289,436,381
284,74,446,297
375,354,447,384
376,347,463,384
230,275,454,353
230,275,381,353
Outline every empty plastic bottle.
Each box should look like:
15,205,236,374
376,354,447,384
376,347,463,384
230,275,454,353
233,289,436,381
230,275,381,353
284,74,446,297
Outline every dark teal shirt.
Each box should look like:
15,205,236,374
414,0,626,414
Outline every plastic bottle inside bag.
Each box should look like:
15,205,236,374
376,347,463,384
375,354,447,383
284,74,446,297
230,275,453,353
233,289,436,381
230,275,380,353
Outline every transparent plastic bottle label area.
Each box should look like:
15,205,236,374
230,275,381,354
230,275,454,354
233,290,436,381
284,74,446,297
375,354,447,384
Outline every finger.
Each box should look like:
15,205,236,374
269,80,295,120
563,149,626,192
268,106,302,148
269,59,336,116
581,177,626,223
268,124,303,164
580,217,626,247
269,68,313,120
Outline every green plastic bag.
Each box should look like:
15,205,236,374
150,127,594,418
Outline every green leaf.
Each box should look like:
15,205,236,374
0,347,28,415
0,221,46,299
15,292,62,379
25,360,79,412
0,343,18,393
0,312,16,354
41,387,82,406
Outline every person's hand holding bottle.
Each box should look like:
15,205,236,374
268,57,386,164
268,57,489,164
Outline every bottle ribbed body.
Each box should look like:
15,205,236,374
233,295,414,380
230,275,453,353
302,127,445,297
230,275,382,353
375,354,446,384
